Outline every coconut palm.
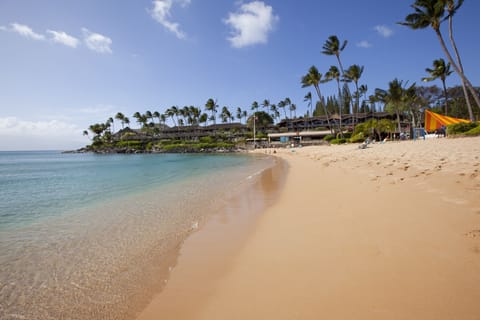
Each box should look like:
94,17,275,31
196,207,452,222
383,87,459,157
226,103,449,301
375,79,412,133
422,58,453,115
324,65,344,132
444,0,472,115
322,35,348,74
262,99,270,111
236,107,243,123
301,66,332,133
399,0,479,120
344,64,364,124
205,98,218,125
115,112,125,129
304,92,312,117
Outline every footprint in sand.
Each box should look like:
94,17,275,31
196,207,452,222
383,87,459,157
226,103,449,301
465,230,480,238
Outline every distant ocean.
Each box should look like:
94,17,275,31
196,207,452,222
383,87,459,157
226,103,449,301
0,151,277,320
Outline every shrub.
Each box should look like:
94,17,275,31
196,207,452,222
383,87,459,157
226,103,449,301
465,124,480,136
342,132,352,139
447,122,478,135
323,134,335,142
330,138,346,145
200,136,214,143
349,133,365,143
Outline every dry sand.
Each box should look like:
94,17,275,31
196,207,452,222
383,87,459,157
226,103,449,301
136,136,480,320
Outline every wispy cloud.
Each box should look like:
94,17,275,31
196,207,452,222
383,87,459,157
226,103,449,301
374,25,393,38
356,40,372,48
149,0,190,39
82,28,113,54
0,116,85,150
224,1,279,48
47,30,80,48
9,23,45,41
2,23,113,53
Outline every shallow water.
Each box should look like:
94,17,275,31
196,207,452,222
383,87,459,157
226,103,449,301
0,151,275,320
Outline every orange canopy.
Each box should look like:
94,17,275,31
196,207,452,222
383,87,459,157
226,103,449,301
424,110,470,132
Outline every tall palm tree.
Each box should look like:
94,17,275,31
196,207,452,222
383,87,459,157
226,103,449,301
375,79,412,133
324,65,344,133
236,107,243,123
262,99,270,111
115,112,125,129
205,98,218,125
303,92,312,117
289,103,297,119
444,0,472,115
322,35,348,74
301,66,332,133
422,58,453,115
344,64,364,124
399,0,479,120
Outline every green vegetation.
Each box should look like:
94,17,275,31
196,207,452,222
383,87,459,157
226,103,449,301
446,122,479,135
465,124,480,136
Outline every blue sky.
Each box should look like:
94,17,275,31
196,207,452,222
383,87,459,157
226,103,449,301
1,0,479,150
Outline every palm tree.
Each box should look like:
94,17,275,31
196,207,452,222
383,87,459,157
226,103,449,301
242,110,248,124
236,107,243,123
115,112,125,129
165,107,177,127
289,103,296,119
375,79,412,134
277,100,286,121
262,99,270,111
205,98,218,125
106,117,114,134
422,58,453,115
399,0,479,120
322,35,348,74
344,65,364,124
324,65,344,133
270,104,279,124
359,85,368,112
301,66,332,133
444,0,473,116
220,106,232,123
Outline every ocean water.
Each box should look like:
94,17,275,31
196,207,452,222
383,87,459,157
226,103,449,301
0,151,277,320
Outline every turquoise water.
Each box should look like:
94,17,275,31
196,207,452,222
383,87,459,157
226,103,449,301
0,151,276,320
0,151,259,229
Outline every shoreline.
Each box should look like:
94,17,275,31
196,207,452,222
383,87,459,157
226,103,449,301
135,156,288,319
135,137,480,320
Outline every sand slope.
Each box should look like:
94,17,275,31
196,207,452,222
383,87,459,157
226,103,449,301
137,137,480,320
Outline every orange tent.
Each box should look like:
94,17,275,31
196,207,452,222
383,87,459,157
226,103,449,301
424,110,470,132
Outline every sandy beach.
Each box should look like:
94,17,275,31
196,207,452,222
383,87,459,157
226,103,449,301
136,136,480,320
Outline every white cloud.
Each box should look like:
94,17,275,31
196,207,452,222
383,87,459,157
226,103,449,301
9,23,45,41
224,1,279,48
47,30,80,48
374,25,393,38
149,0,189,39
0,26,7,31
357,40,372,48
82,28,112,54
0,117,86,151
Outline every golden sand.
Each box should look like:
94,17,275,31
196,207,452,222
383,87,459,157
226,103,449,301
136,136,480,320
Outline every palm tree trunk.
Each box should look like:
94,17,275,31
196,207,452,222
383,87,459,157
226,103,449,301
435,29,478,120
448,15,474,113
336,79,344,137
314,85,333,134
441,79,449,116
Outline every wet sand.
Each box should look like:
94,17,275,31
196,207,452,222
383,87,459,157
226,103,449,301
136,137,480,320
